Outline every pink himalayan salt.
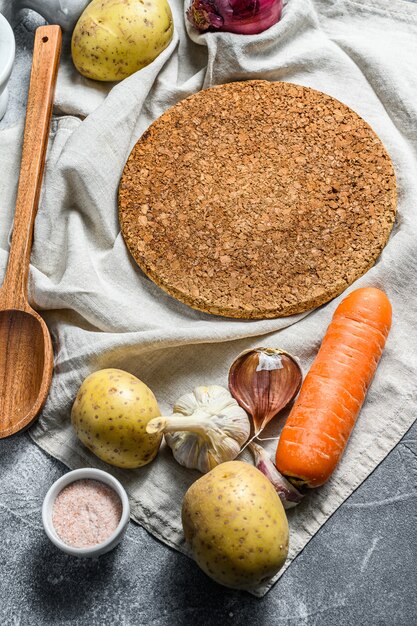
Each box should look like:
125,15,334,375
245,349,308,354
52,479,122,548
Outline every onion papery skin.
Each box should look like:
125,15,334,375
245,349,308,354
187,0,283,36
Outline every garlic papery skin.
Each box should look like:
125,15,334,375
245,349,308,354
228,348,302,437
146,386,250,473
249,442,303,509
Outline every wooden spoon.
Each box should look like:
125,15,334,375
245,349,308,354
0,25,61,438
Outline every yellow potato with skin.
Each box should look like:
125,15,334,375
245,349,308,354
71,0,174,81
182,461,289,590
71,368,162,468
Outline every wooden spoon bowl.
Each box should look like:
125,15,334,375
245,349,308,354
0,25,61,438
0,308,53,436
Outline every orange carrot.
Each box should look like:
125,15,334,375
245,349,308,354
275,287,392,488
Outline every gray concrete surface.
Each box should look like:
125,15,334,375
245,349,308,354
1,5,417,625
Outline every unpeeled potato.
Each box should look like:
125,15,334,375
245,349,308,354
71,368,162,468
182,461,289,590
71,0,174,81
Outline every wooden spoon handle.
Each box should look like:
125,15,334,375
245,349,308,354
0,25,61,309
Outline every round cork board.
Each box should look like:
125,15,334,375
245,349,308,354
119,81,396,319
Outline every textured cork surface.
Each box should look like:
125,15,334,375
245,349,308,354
119,80,396,319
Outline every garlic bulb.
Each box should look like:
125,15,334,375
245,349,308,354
146,386,250,473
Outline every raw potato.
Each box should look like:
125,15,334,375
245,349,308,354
71,368,162,468
182,461,289,590
71,0,174,81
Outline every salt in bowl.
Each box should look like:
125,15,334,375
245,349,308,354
42,467,130,557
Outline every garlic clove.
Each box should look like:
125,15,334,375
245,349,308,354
228,348,302,436
249,442,304,509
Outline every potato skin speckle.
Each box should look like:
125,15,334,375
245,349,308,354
71,368,161,468
182,461,289,590
71,0,174,81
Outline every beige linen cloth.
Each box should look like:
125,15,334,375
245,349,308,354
1,0,417,596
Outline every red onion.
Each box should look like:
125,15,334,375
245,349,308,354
187,0,283,35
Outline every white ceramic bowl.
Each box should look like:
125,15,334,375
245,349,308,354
42,468,130,557
0,13,15,121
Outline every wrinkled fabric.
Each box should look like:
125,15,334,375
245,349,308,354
0,0,416,596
